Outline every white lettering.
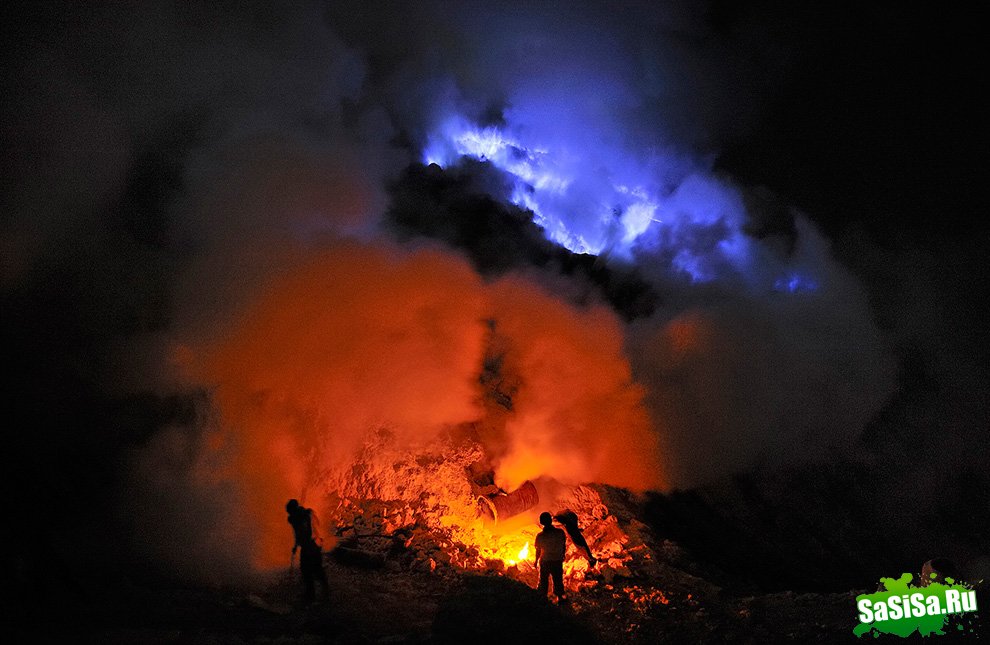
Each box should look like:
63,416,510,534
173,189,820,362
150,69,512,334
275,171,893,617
855,588,973,625
888,596,903,620
874,602,888,622
962,590,978,612
945,589,961,613
857,598,874,623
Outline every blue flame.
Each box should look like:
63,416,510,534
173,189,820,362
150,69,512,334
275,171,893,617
423,116,672,255
422,114,817,291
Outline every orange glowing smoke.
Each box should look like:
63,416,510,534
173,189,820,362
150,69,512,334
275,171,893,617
184,242,487,565
488,277,664,492
181,241,665,567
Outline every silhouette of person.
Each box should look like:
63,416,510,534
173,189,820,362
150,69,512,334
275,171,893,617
534,511,567,601
286,499,329,603
554,509,597,566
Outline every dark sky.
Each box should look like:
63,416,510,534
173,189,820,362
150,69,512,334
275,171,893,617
712,2,986,238
4,2,985,239
1,0,987,594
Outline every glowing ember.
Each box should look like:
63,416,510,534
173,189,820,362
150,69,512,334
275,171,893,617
303,425,638,586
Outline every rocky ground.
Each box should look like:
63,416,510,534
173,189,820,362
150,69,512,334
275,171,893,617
17,556,862,644
9,481,985,644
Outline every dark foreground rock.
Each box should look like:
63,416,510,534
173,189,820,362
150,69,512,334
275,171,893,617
13,554,962,644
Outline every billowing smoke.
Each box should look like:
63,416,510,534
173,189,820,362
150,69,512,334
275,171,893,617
5,0,980,588
337,0,899,486
180,243,488,567
175,241,662,567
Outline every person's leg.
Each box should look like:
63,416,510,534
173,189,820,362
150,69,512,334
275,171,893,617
551,561,565,599
537,562,550,595
301,565,315,602
300,549,317,602
316,554,329,599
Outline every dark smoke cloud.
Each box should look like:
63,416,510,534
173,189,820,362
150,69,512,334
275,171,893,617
2,0,986,591
385,161,660,319
2,0,405,585
328,0,792,154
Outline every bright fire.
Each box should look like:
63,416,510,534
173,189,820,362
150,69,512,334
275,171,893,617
501,540,530,567
517,542,530,562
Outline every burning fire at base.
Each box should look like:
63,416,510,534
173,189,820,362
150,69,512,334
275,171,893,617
180,240,674,615
312,426,650,596
282,424,687,642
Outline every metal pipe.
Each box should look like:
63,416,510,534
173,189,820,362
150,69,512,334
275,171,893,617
476,480,539,524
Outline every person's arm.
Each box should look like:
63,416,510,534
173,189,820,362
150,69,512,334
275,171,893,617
289,516,300,554
310,510,324,547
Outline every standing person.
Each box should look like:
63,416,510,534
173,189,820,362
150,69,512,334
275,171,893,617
554,509,597,566
534,511,567,601
286,499,329,604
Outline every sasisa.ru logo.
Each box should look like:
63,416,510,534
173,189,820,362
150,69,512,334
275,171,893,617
854,570,979,638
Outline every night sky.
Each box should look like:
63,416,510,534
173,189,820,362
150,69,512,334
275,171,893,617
2,0,987,609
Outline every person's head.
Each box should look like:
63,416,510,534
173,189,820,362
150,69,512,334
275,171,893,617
286,499,300,513
554,509,575,524
539,511,553,527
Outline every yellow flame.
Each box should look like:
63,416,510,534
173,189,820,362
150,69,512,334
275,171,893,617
493,536,533,566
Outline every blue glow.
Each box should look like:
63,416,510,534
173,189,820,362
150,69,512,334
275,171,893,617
422,113,818,291
774,273,818,293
